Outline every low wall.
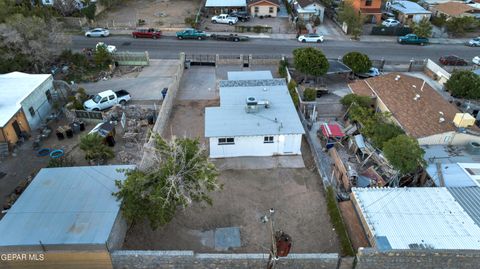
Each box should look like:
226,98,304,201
356,248,480,269
111,251,339,269
424,59,451,85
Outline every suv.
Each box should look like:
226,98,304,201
229,11,250,22
211,14,238,25
466,37,480,47
382,19,400,27
132,28,162,39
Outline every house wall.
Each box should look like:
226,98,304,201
418,131,480,146
250,4,278,17
205,6,246,15
209,134,302,158
297,3,325,22
398,13,431,24
0,109,31,147
106,211,127,251
20,76,54,130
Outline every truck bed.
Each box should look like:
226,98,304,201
115,89,130,97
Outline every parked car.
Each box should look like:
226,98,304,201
381,11,395,20
210,33,249,42
439,55,468,66
473,56,480,65
132,28,162,39
466,37,480,47
211,14,238,25
397,34,429,45
297,33,324,43
229,11,251,22
85,28,110,37
176,28,207,40
382,19,400,27
95,42,116,53
83,90,131,111
356,67,381,78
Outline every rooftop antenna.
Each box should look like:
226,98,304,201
420,80,426,92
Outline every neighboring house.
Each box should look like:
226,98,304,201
389,0,432,23
248,0,280,17
291,0,325,22
352,0,383,24
431,2,480,18
352,187,480,251
0,165,134,267
205,71,305,158
0,72,55,148
205,0,247,14
348,73,480,146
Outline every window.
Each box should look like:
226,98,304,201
269,7,274,13
45,90,52,103
28,107,35,117
264,136,274,143
254,6,259,13
218,137,235,145
100,97,108,103
109,95,115,100
365,0,372,6
466,168,480,176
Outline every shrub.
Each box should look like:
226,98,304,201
288,79,300,107
79,133,114,164
278,59,288,78
445,70,480,99
326,186,355,256
340,93,372,108
342,52,372,74
303,88,317,101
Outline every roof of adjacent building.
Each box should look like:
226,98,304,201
434,2,476,16
426,162,480,187
205,0,247,7
321,123,345,138
0,72,52,127
0,165,134,248
448,186,480,227
390,0,432,14
295,0,320,8
348,73,460,138
227,71,273,80
422,144,480,164
205,71,304,137
248,0,280,6
352,187,480,250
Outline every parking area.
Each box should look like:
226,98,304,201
80,59,181,100
177,67,218,100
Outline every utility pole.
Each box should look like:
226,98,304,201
262,208,292,269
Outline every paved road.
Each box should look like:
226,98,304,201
72,36,480,62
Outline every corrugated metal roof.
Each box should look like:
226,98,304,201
205,73,304,137
390,0,431,14
352,187,480,250
426,163,479,187
0,165,134,247
227,71,273,81
448,187,480,227
205,0,246,7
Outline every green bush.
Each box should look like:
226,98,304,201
288,79,300,108
303,88,317,101
340,93,372,108
326,186,355,256
278,59,288,78
184,16,197,28
445,70,480,99
342,52,372,74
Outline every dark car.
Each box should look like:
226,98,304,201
132,28,162,39
439,55,468,66
229,11,251,22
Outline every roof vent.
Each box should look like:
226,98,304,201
257,99,270,108
412,85,416,88
246,96,258,106
263,87,268,91
395,75,401,81
439,117,445,123
245,96,258,113
413,94,420,101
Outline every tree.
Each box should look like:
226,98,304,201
411,17,432,38
79,133,114,164
369,122,404,149
53,0,79,16
446,16,476,37
292,47,329,81
338,0,364,40
114,135,221,229
445,70,480,99
82,3,96,21
303,88,317,101
94,44,113,68
342,52,372,74
383,135,425,175
340,93,372,108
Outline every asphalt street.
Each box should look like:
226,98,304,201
71,35,480,62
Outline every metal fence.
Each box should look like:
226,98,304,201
371,26,412,36
185,54,216,64
74,110,103,120
113,52,149,66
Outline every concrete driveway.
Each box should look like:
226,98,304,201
177,67,218,100
80,59,181,101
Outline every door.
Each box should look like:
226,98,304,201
99,97,109,110
12,120,21,139
282,135,295,154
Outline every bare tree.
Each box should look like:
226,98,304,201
53,0,80,16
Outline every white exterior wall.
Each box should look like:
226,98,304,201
20,76,54,130
209,134,302,158
250,5,278,17
418,131,480,146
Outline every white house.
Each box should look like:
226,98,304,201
291,0,325,22
0,72,55,131
205,71,305,158
389,0,432,23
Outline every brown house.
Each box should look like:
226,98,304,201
248,0,280,17
0,109,31,149
351,0,382,23
431,2,480,18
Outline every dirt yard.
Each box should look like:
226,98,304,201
338,201,369,251
95,0,201,29
123,167,340,253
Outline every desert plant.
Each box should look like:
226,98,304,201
79,133,114,164
303,88,317,101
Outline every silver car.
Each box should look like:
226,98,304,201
85,28,110,38
466,37,480,47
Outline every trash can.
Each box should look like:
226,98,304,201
184,60,191,69
147,114,155,125
161,88,168,99
79,121,85,131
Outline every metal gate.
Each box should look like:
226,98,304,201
185,54,216,66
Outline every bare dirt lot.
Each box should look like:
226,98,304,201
95,0,201,29
123,167,340,253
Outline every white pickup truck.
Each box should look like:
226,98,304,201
83,89,131,111
211,14,238,25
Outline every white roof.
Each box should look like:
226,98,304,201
352,187,480,250
228,71,273,80
0,72,52,127
426,163,480,187
390,1,432,14
205,72,304,137
205,0,246,7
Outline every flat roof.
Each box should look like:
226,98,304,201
422,144,480,164
205,0,246,7
352,187,480,250
426,163,480,187
0,165,134,247
0,72,52,127
205,72,304,137
228,71,273,81
390,0,431,14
